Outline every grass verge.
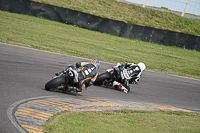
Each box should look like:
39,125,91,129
32,0,200,36
0,10,200,79
43,110,200,133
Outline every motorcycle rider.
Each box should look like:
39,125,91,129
111,62,146,93
63,59,100,93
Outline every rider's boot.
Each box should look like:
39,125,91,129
113,81,128,93
121,86,128,93
72,87,82,93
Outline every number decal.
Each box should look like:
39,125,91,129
84,70,89,75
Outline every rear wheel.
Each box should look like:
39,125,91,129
94,72,111,85
45,76,67,91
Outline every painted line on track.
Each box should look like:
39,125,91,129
7,96,60,133
7,96,194,133
138,102,193,112
31,98,77,110
76,98,124,107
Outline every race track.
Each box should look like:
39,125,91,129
0,43,200,133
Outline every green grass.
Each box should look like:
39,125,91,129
32,0,200,36
0,10,200,79
43,110,200,133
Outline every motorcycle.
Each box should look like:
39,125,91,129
94,65,133,92
45,65,80,92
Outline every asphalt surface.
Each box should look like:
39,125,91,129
0,42,200,133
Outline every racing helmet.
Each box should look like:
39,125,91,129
91,59,100,69
137,62,146,72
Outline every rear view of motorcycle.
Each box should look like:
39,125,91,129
94,62,145,93
94,66,131,93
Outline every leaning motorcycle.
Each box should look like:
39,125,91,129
94,66,131,92
45,65,79,92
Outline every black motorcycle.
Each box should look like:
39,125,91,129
94,66,132,92
45,65,80,92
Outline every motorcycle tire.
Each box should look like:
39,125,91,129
45,76,67,91
94,72,111,85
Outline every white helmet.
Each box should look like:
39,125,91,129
137,62,146,72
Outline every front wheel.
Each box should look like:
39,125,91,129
94,72,111,85
45,76,67,91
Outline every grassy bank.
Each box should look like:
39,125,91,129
0,11,200,79
43,110,200,133
32,0,200,36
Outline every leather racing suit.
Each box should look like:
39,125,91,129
112,63,143,93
